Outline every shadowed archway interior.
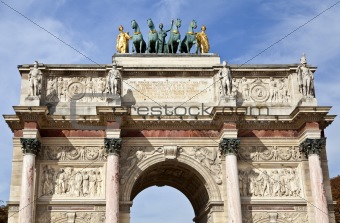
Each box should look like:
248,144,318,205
130,160,210,216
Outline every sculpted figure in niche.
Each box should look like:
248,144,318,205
196,25,210,53
219,61,232,97
106,61,121,95
28,61,43,97
116,25,131,53
296,53,314,97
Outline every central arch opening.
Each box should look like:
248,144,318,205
123,158,217,223
131,186,195,223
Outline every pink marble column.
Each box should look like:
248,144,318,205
19,138,40,223
104,138,122,223
308,154,329,222
300,138,329,222
220,138,242,223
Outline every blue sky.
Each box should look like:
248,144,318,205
0,0,340,222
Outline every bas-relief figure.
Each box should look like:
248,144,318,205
116,25,131,53
297,53,315,97
28,60,42,97
196,25,210,53
106,61,121,95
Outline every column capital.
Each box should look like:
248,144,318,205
20,138,41,155
219,138,240,156
299,138,325,158
104,138,122,155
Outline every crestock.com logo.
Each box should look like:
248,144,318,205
69,93,268,130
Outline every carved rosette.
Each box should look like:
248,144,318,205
299,138,325,158
219,138,240,156
20,138,41,155
104,138,122,155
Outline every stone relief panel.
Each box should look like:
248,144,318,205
242,211,308,223
233,76,291,105
40,146,107,161
44,76,108,103
120,146,222,185
238,167,301,198
36,211,105,223
39,165,104,198
239,146,301,162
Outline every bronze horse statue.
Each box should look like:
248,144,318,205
131,20,146,53
167,18,181,53
180,20,198,53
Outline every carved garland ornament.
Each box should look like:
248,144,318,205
20,138,41,155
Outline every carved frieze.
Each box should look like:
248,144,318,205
239,146,301,161
39,165,104,198
45,76,108,103
36,211,105,223
238,167,301,198
40,146,106,161
243,211,307,223
234,76,291,105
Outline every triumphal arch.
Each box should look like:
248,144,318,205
4,49,337,223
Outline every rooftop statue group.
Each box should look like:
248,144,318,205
115,18,210,54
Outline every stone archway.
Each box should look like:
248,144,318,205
120,153,224,223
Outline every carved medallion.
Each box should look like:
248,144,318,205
67,82,85,100
250,84,269,102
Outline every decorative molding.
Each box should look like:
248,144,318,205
299,138,325,158
239,146,301,161
104,138,122,155
20,138,41,155
219,138,240,155
40,146,106,161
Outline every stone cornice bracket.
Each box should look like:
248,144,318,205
20,138,41,155
299,138,326,158
219,138,240,156
104,138,122,155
